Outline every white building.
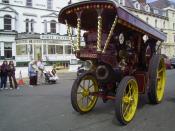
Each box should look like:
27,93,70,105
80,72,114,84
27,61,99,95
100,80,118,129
0,0,78,66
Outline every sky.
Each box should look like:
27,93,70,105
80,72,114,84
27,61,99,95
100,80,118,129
147,0,175,2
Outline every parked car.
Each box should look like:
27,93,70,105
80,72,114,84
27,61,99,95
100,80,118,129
162,54,172,69
170,58,175,69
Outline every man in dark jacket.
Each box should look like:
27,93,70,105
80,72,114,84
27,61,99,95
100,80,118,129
8,61,18,89
1,61,8,90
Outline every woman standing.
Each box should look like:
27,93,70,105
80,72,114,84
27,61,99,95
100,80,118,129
1,61,8,90
8,61,18,89
28,60,38,86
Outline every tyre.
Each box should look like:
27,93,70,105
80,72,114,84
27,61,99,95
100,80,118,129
115,76,139,125
148,54,166,104
71,72,99,113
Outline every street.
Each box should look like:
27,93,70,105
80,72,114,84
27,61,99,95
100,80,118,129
0,70,175,131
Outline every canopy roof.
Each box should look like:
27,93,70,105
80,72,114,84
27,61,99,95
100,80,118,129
58,0,166,41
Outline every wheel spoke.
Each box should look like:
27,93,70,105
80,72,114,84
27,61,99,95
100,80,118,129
158,68,163,74
87,96,93,102
79,84,85,90
88,84,94,89
123,104,130,117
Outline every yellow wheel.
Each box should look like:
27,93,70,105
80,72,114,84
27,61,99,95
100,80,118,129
148,54,166,104
71,72,99,113
115,76,139,125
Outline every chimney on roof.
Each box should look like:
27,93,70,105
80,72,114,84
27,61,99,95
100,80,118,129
138,0,146,3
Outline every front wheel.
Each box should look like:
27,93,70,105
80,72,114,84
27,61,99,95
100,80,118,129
148,54,166,104
115,76,139,125
71,72,99,113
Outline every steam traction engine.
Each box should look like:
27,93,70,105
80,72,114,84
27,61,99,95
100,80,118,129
58,0,166,125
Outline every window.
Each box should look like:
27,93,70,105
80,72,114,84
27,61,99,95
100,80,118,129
50,20,56,33
2,0,9,4
65,45,71,54
47,0,53,9
146,17,149,23
48,45,55,54
4,15,11,30
154,9,159,14
31,19,34,32
135,3,140,9
26,0,32,7
173,23,175,30
120,0,123,5
26,19,29,32
4,43,12,59
44,20,47,33
16,45,28,55
56,45,63,54
163,21,166,29
155,19,157,28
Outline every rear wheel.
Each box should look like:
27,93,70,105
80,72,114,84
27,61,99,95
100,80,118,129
115,76,138,125
148,54,166,104
71,72,99,113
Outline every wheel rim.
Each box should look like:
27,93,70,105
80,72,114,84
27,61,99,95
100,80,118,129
76,76,98,112
156,59,166,102
122,79,138,122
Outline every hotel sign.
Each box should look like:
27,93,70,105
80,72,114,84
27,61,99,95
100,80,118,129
40,35,84,41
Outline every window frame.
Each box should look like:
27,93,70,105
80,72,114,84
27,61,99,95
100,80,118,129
4,42,12,59
50,20,56,33
26,0,32,7
47,0,53,9
2,0,9,4
4,15,12,31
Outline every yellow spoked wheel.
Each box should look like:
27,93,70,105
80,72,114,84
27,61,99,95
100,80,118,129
115,76,138,125
71,72,99,113
148,54,166,104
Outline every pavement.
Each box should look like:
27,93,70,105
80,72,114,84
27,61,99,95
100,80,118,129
0,70,175,131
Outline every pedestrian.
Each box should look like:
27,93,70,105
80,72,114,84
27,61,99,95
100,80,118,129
8,61,18,89
37,59,45,84
0,61,8,90
28,60,38,86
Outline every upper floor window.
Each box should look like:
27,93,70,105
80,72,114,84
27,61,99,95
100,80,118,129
4,15,12,30
135,3,140,10
154,9,159,14
50,20,56,33
47,0,53,9
145,5,150,12
146,17,149,23
155,19,157,28
31,19,34,32
26,0,32,7
44,20,47,33
163,21,166,29
2,0,9,4
26,19,29,32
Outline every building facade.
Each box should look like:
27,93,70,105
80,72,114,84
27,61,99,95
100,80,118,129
116,0,175,57
0,0,78,66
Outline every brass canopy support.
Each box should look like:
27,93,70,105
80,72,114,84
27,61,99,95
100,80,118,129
97,9,103,52
102,16,118,53
65,20,75,52
76,12,82,51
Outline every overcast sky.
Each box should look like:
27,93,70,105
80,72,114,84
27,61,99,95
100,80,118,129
147,0,175,2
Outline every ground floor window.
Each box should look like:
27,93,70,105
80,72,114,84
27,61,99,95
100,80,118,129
16,45,28,55
65,45,71,54
4,42,12,59
48,45,55,54
56,45,63,54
